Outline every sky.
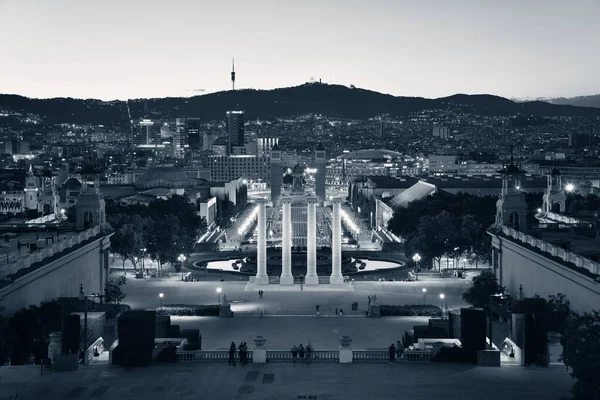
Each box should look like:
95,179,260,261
1,0,599,101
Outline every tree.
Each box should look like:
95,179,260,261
105,276,127,304
462,270,505,309
562,310,600,400
111,223,144,269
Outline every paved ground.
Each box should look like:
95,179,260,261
0,363,574,400
174,316,430,350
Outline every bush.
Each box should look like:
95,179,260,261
156,304,220,317
380,305,442,317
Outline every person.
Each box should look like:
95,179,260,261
396,340,403,359
291,345,298,362
388,343,396,363
316,305,320,316
229,342,237,366
242,342,248,365
298,344,305,362
239,341,245,365
305,342,313,364
335,308,339,316
339,309,344,316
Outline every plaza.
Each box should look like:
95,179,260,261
0,362,575,400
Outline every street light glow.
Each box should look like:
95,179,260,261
439,293,445,299
422,288,427,293
412,253,421,263
537,208,542,213
159,293,164,298
216,287,222,293
565,183,575,192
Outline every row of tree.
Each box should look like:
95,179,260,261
107,195,206,271
387,192,498,269
462,271,600,399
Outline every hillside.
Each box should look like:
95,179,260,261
2,83,600,126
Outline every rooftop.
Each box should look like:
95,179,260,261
338,149,403,160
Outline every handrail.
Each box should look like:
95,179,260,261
353,350,389,363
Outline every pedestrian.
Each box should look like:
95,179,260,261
388,343,396,363
305,342,313,364
316,305,320,316
239,341,245,365
229,342,237,366
298,344,305,362
242,342,248,365
339,309,344,316
291,345,298,362
335,308,339,316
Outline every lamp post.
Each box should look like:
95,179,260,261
159,293,164,310
412,253,421,281
439,293,445,316
141,248,147,272
422,288,427,305
79,284,88,365
217,287,222,306
177,254,187,281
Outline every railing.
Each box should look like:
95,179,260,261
267,350,338,363
353,350,389,363
501,226,600,276
177,350,254,363
404,350,432,363
0,226,102,274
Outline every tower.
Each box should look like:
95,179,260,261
542,167,566,214
270,143,282,203
315,143,326,205
495,161,527,232
24,167,39,211
231,58,236,91
75,178,106,231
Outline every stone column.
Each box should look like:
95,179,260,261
253,335,267,363
255,199,269,285
339,335,353,364
305,197,319,285
280,197,293,285
330,198,344,285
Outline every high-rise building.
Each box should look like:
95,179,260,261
315,143,326,204
226,111,245,154
376,120,384,139
5,139,29,154
174,118,189,159
203,134,215,151
433,125,450,139
131,119,162,146
187,118,201,150
270,144,282,203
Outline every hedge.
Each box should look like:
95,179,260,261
156,304,220,317
380,305,442,317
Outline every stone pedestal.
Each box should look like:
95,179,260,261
305,198,319,285
255,199,269,285
280,198,293,285
368,305,381,317
330,198,344,285
48,331,62,364
339,336,353,363
477,349,501,366
253,335,267,363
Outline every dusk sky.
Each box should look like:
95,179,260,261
1,0,599,101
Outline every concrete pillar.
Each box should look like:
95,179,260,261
280,197,293,285
253,336,267,363
255,199,269,285
339,336,353,363
330,198,344,285
305,197,319,285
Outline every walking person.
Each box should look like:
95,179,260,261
339,309,344,316
335,308,339,316
316,305,320,316
298,344,305,363
291,345,298,362
229,342,237,366
388,343,396,364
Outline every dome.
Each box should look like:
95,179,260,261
338,149,403,160
136,167,191,188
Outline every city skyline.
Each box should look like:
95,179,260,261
1,0,599,101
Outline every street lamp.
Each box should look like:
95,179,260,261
177,254,187,281
217,287,222,306
141,248,147,272
439,293,445,316
159,293,164,310
422,288,427,305
79,284,88,365
412,253,421,281
565,183,575,193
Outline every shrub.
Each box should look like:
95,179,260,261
380,305,442,317
156,304,219,317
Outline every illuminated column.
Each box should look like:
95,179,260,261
305,197,319,285
255,198,269,285
330,198,344,285
280,197,293,285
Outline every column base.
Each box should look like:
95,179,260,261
339,347,353,363
279,274,294,285
305,274,319,285
253,348,267,363
255,275,269,285
329,275,345,285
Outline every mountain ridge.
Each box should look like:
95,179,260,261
2,83,600,127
